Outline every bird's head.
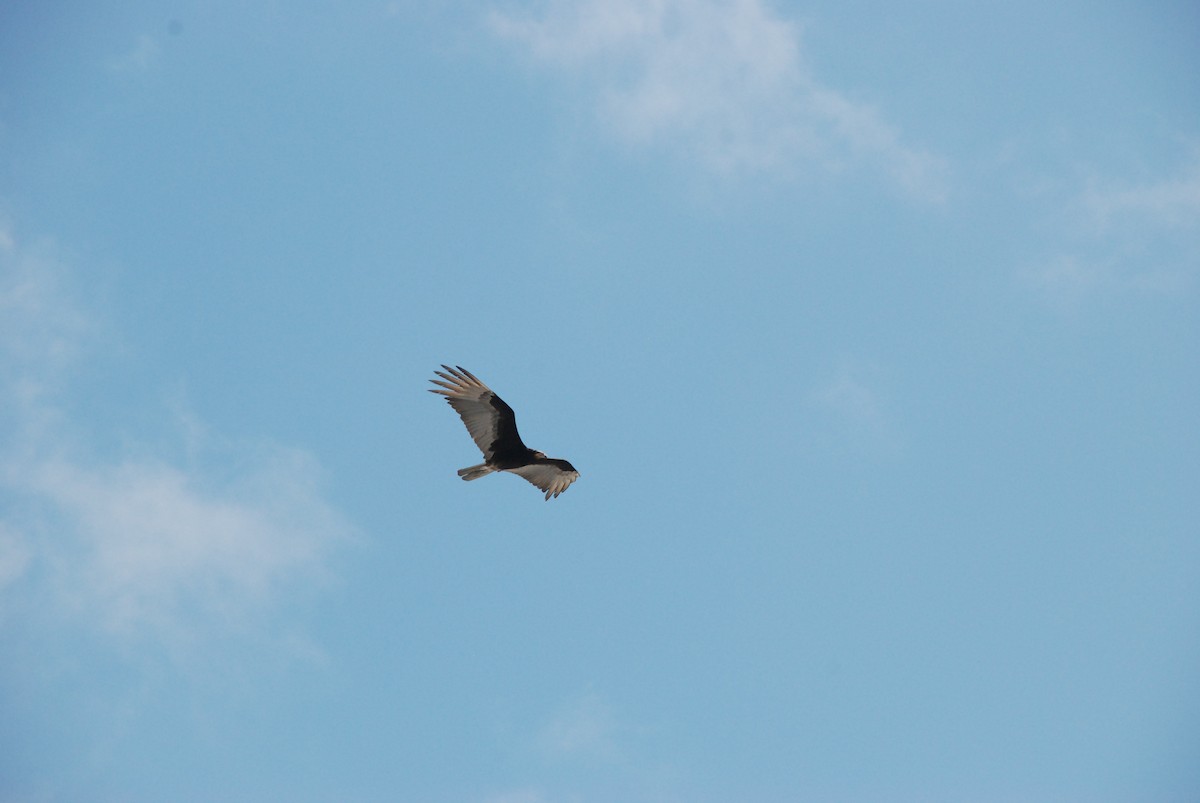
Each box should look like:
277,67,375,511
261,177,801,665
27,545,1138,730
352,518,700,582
531,450,547,460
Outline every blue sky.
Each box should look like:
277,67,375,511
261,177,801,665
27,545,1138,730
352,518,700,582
2,1,1198,800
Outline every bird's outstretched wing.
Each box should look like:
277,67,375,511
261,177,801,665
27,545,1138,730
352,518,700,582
428,365,526,459
509,459,580,501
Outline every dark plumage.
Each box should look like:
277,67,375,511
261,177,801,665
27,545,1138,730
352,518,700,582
429,365,579,500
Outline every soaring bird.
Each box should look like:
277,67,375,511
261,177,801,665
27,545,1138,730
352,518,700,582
429,365,579,500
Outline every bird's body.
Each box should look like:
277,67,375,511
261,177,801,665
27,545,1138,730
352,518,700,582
429,365,579,500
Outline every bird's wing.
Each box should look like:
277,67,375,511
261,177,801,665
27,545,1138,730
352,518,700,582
429,365,525,459
508,459,580,501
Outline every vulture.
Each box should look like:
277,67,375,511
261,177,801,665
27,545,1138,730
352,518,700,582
429,365,579,500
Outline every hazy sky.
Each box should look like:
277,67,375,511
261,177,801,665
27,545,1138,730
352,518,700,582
2,2,1198,801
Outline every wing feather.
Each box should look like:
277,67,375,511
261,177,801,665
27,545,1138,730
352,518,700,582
428,365,526,458
508,460,580,501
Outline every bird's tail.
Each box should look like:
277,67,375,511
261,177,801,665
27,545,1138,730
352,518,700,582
457,463,494,481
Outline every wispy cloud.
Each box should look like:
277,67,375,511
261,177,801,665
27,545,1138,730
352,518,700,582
810,360,903,457
0,522,32,595
0,221,351,647
479,789,550,803
537,691,621,762
479,690,679,803
16,447,345,638
1022,152,1200,307
0,228,89,387
1082,158,1200,230
489,0,946,198
1022,253,1190,310
108,34,162,73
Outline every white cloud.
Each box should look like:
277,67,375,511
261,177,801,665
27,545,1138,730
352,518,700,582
1023,154,1200,308
489,0,946,198
1083,158,1200,230
537,691,620,762
0,522,32,593
480,691,681,803
17,448,345,637
0,221,352,646
479,789,550,803
1022,253,1192,310
1022,254,1104,306
108,34,162,73
814,366,882,424
0,228,88,383
810,361,902,457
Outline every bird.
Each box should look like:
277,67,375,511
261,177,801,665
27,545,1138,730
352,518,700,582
429,365,579,500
